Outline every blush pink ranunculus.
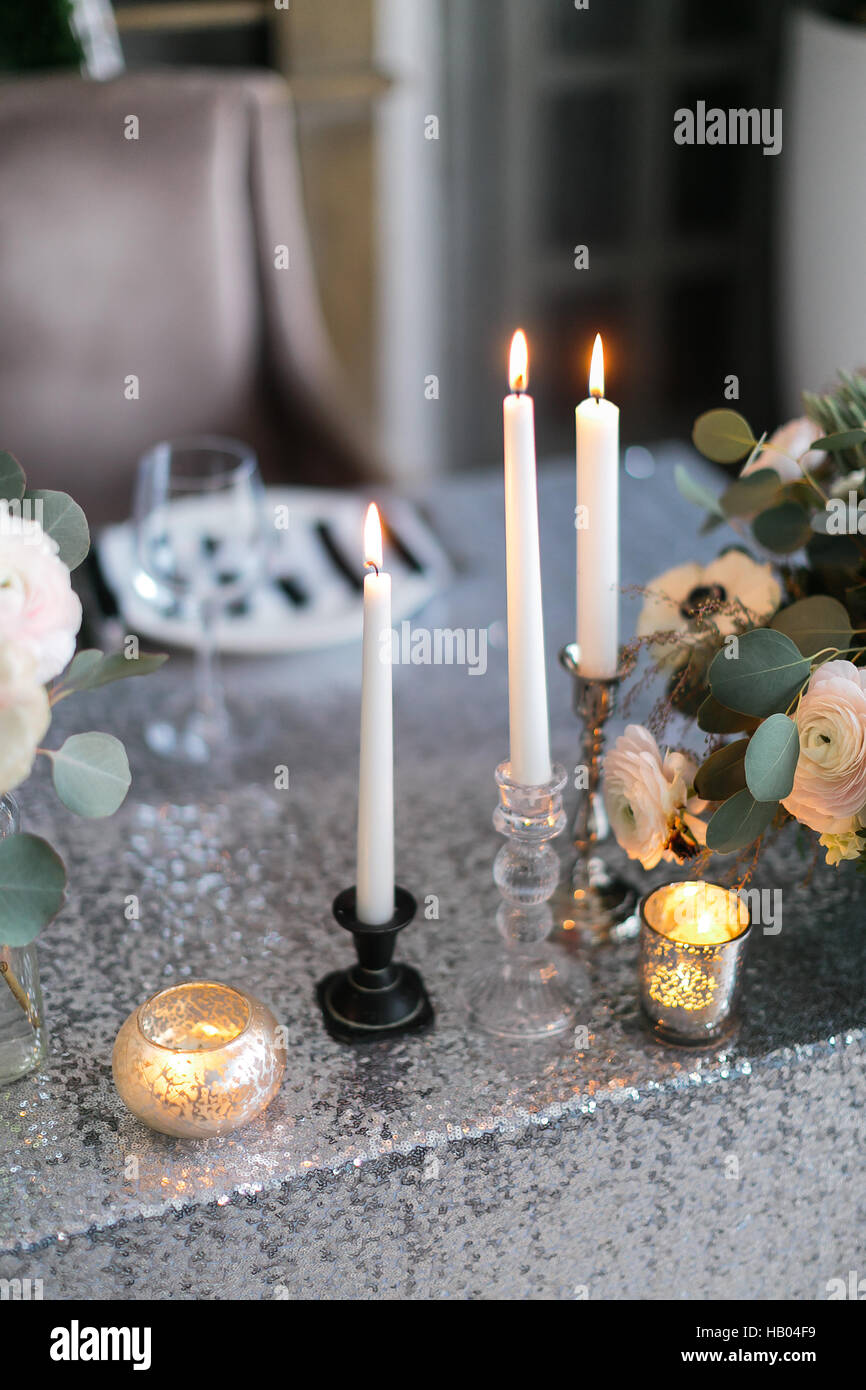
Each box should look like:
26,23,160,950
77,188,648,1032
0,641,51,795
740,416,826,485
0,516,82,684
782,660,866,834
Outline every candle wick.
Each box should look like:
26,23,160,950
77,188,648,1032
364,560,380,577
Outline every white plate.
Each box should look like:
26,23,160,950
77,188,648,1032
97,487,450,655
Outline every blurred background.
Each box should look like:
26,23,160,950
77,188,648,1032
0,0,864,518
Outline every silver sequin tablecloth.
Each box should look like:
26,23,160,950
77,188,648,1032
1,455,864,1300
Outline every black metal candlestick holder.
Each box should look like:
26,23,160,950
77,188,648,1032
557,642,638,940
317,886,434,1043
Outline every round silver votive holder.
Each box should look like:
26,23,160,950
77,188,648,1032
113,980,286,1137
638,883,751,1047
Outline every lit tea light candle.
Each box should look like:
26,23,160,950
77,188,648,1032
649,880,748,945
638,881,751,1045
112,981,286,1138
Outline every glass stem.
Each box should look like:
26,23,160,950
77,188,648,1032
193,599,226,729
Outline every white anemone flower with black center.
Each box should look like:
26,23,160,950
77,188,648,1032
636,550,781,670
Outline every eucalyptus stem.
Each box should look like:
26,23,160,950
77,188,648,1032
0,954,39,1030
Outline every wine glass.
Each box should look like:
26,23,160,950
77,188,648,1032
134,436,267,762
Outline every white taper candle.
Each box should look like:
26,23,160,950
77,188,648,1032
576,333,620,678
503,330,552,786
356,504,395,924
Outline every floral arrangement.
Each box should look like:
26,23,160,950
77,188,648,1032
0,449,165,953
605,371,866,875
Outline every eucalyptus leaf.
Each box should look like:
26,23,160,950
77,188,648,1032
697,695,760,735
24,489,90,569
55,648,168,698
674,463,723,517
692,409,755,464
0,451,26,502
770,595,852,658
720,468,782,519
49,732,131,818
744,713,799,802
0,834,66,945
752,501,812,555
693,739,749,802
58,649,104,690
708,628,810,717
811,429,866,452
706,789,777,854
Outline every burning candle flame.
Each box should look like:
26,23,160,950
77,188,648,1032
589,332,605,400
363,502,383,572
509,330,529,393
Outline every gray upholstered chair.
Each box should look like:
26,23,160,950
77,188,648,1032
0,69,376,521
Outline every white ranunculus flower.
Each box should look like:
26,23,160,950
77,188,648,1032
0,642,51,795
0,514,82,683
740,416,826,484
636,550,781,669
782,660,866,835
603,724,705,871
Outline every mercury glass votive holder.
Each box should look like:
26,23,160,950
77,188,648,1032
112,980,286,1137
638,881,751,1046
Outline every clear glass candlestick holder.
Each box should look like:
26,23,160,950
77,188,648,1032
465,761,576,1040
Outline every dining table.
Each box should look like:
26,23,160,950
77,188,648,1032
1,446,863,1301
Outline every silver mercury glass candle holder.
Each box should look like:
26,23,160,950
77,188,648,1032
557,643,638,940
638,881,752,1046
465,761,576,1040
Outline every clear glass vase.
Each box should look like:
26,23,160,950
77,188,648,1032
0,795,48,1086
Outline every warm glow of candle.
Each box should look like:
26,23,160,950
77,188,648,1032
112,982,286,1138
509,329,529,393
364,502,384,571
647,881,749,945
589,332,605,400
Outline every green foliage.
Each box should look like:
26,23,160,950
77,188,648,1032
48,733,132,818
0,451,25,501
0,834,66,945
708,629,811,717
697,695,760,735
770,595,852,658
719,469,781,519
674,463,724,517
812,429,866,452
743,714,799,802
803,371,866,471
692,409,756,464
694,739,749,801
54,648,169,700
752,501,812,554
705,789,777,854
25,490,90,569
